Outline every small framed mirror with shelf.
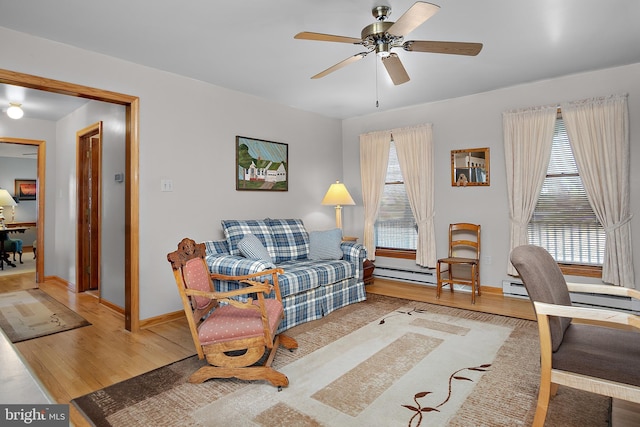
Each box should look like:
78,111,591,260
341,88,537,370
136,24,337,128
451,148,490,186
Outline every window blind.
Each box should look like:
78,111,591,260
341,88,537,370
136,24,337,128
375,141,417,250
528,118,605,265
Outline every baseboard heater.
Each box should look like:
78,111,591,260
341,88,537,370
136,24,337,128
374,265,437,286
502,279,640,314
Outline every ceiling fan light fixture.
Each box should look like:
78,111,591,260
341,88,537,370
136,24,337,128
7,102,24,120
376,43,391,57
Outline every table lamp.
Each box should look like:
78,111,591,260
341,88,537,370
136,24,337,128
321,181,355,230
0,188,17,229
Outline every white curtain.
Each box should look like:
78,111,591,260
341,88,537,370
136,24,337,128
561,94,634,287
393,124,436,267
359,130,391,260
503,105,557,275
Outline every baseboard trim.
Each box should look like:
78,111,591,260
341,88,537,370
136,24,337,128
139,310,185,329
480,286,503,295
100,298,125,315
45,275,76,292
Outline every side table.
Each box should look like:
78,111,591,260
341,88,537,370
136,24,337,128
363,259,375,285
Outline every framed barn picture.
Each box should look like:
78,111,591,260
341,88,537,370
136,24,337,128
15,179,37,200
236,136,288,191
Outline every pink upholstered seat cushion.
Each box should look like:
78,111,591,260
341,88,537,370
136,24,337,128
198,298,283,346
184,258,214,309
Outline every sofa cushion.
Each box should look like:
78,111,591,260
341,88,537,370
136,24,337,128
213,258,355,299
238,233,273,262
221,219,276,259
204,240,229,255
274,259,354,297
266,218,310,263
308,229,343,260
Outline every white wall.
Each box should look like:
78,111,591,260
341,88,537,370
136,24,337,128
342,63,640,289
0,157,37,220
0,117,57,274
0,27,344,320
0,156,37,244
56,101,127,306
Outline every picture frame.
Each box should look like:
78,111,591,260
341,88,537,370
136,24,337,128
236,136,288,191
450,148,490,187
14,179,37,200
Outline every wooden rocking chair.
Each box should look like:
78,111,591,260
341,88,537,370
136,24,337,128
167,237,298,389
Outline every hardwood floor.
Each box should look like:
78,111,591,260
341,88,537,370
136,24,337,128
367,278,536,320
1,273,195,426
1,273,535,426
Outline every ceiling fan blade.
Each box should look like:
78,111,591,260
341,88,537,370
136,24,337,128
295,32,362,44
311,52,368,79
387,2,440,37
403,40,483,56
381,53,410,85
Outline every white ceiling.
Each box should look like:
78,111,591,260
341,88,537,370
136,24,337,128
0,0,639,120
0,84,89,121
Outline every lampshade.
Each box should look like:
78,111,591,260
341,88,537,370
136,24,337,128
0,189,17,207
7,102,24,120
321,181,355,206
0,189,17,227
322,181,355,230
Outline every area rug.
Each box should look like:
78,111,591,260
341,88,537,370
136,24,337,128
0,250,36,277
71,295,610,427
0,288,90,343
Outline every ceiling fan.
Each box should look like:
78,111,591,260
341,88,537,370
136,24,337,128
294,2,483,85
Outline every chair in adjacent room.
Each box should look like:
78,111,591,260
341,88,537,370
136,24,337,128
2,234,23,264
436,223,481,303
167,237,297,389
510,244,640,427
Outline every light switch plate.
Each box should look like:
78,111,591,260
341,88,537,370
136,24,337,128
161,179,173,192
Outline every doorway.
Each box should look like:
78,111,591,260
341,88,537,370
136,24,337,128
0,68,141,332
0,137,45,282
76,122,102,293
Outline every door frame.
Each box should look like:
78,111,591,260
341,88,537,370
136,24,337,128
0,68,141,332
0,137,45,282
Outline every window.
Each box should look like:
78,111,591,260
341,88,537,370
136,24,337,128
375,140,417,251
528,117,605,266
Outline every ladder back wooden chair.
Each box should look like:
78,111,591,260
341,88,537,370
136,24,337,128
436,223,481,304
167,237,298,389
511,244,640,426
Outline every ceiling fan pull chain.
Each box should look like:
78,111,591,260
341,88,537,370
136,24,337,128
375,58,379,108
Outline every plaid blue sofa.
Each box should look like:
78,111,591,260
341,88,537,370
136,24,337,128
204,218,367,332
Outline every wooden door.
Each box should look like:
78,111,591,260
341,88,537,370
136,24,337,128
77,122,102,292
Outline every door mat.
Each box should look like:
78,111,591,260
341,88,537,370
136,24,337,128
0,288,90,343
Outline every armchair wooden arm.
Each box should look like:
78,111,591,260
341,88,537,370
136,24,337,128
567,282,640,300
533,301,640,330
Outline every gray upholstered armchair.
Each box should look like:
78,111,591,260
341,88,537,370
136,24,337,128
510,244,640,426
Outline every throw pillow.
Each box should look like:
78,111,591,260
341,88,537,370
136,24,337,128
266,218,310,263
238,234,273,262
308,228,343,260
221,219,275,257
